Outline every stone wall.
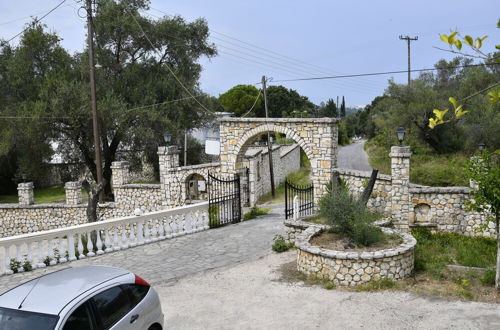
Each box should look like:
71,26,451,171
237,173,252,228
292,220,416,286
245,144,300,206
335,168,392,216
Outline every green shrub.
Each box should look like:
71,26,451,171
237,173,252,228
480,270,496,286
244,206,271,220
272,234,293,252
319,185,383,247
208,205,220,228
9,258,21,273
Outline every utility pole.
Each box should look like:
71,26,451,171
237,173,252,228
399,35,418,86
262,76,275,197
184,131,187,166
86,0,104,201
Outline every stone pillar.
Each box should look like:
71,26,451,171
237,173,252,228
111,161,130,187
18,182,34,206
158,146,180,207
65,181,82,205
389,146,412,232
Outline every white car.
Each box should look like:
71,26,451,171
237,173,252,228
0,265,164,330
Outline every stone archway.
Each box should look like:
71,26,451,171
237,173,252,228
219,117,338,204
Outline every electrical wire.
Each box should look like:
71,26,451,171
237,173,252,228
268,63,499,83
124,8,213,115
241,90,262,118
3,0,67,43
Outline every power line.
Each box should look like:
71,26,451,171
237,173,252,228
125,7,213,115
241,90,262,117
3,0,67,43
268,63,498,83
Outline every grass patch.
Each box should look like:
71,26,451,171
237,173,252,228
364,141,468,186
355,278,397,292
0,185,73,204
257,167,311,204
243,206,271,220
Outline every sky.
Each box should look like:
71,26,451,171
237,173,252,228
1,0,499,107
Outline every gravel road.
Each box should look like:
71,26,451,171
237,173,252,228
159,251,500,330
337,139,371,171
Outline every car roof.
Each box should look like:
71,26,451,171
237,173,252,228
0,265,131,315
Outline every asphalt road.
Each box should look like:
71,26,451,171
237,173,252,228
337,139,372,171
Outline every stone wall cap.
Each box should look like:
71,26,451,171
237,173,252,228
119,184,161,189
219,117,340,124
157,145,180,155
167,162,220,172
110,161,129,169
334,168,391,181
410,186,469,194
64,181,82,189
17,182,34,189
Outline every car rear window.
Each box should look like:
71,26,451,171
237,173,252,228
92,286,130,329
122,284,150,307
0,307,59,330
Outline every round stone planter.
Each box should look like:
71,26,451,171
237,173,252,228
288,220,416,287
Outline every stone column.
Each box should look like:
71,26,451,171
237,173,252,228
389,146,412,232
18,182,34,206
111,161,130,187
65,181,82,205
158,146,180,207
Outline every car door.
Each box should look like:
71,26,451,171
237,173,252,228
91,285,142,330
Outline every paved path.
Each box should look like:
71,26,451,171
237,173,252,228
337,139,372,171
0,204,285,293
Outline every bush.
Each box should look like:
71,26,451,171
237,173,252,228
272,234,293,252
318,185,383,247
244,206,271,220
480,270,496,286
208,205,220,228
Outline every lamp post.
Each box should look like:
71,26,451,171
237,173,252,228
396,127,406,146
478,142,486,151
163,132,172,146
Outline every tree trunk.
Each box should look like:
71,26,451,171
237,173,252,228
359,169,378,206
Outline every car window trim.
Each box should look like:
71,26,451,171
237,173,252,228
59,299,99,330
91,285,133,330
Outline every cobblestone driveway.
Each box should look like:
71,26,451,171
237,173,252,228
0,204,285,293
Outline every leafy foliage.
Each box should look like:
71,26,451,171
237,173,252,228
243,206,271,220
219,84,261,116
272,234,294,252
318,184,384,247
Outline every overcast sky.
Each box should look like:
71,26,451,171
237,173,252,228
1,0,499,107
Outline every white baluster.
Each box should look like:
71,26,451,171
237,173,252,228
158,218,165,239
36,241,46,268
137,221,144,245
151,220,158,241
27,242,36,270
121,225,128,249
96,230,104,255
194,211,201,232
129,224,137,247
48,240,57,265
186,213,193,234
16,244,24,273
86,232,95,257
77,233,85,259
58,237,67,263
4,245,13,275
104,229,112,253
165,219,172,239
171,217,178,237
144,221,151,243
67,234,77,261
113,226,121,251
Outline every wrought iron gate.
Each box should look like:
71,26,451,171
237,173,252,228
285,180,314,220
208,173,241,227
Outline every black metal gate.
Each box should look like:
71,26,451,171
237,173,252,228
285,181,314,220
208,173,241,228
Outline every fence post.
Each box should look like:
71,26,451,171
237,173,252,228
389,145,412,232
293,195,299,221
18,182,34,206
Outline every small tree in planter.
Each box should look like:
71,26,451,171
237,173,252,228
465,150,500,291
319,182,384,247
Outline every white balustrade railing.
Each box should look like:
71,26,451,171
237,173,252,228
0,202,209,275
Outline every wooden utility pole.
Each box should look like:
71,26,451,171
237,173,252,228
86,0,104,201
262,76,275,197
399,35,418,86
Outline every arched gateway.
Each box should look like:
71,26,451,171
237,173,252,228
218,117,339,204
